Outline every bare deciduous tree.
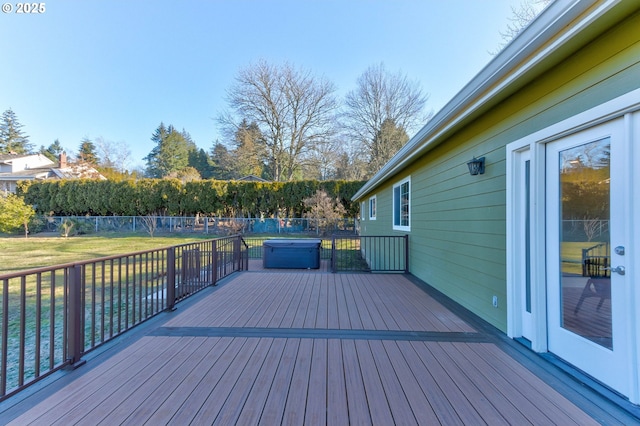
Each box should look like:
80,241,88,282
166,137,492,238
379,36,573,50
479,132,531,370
342,63,430,177
493,0,552,53
140,215,158,238
220,60,339,181
95,137,132,172
303,189,346,235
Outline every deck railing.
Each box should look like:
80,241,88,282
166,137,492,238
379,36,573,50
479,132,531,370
242,235,408,273
331,235,408,273
0,235,247,401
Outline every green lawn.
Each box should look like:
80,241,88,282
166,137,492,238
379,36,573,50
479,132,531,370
0,233,339,275
561,241,607,275
0,233,215,275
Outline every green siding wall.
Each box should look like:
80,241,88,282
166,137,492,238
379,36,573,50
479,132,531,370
359,10,640,332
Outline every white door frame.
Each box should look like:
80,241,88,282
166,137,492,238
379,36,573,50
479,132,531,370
506,88,640,403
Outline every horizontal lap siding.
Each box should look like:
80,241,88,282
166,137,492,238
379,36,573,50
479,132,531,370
359,10,640,332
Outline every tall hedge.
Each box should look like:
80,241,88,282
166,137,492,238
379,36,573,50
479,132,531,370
17,179,365,218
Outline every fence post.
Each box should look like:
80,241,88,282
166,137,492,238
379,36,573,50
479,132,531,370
211,240,218,286
166,248,176,311
66,265,86,368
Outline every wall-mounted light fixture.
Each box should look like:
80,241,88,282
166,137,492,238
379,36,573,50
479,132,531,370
467,157,485,175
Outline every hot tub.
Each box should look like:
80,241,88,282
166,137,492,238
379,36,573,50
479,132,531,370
263,239,322,269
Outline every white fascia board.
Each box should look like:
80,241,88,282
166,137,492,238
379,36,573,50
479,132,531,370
352,0,621,201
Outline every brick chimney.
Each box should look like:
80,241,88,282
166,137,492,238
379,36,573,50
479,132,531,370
59,152,67,168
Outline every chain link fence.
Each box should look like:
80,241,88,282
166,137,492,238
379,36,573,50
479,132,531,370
39,216,359,236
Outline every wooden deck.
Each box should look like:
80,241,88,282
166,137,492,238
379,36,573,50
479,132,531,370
1,271,635,425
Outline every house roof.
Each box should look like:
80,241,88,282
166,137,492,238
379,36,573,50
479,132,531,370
236,175,269,182
0,154,21,162
0,153,53,164
0,168,54,180
0,153,106,182
52,164,107,180
353,0,639,200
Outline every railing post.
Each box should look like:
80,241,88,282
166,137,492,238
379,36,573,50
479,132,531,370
66,265,85,368
331,236,337,273
211,240,218,286
404,234,409,274
243,239,249,271
166,248,176,311
234,236,241,271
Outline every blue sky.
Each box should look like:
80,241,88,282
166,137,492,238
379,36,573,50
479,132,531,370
1,0,530,170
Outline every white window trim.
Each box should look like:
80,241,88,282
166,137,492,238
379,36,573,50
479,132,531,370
368,195,377,220
392,176,411,232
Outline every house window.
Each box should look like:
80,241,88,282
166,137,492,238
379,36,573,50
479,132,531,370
393,177,410,231
369,196,377,220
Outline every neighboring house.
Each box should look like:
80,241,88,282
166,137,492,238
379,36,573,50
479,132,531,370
236,175,269,182
0,152,105,193
353,0,640,405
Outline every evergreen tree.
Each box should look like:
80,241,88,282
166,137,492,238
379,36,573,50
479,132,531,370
0,109,33,154
144,123,193,178
78,137,99,164
39,139,65,162
188,148,213,179
233,119,266,178
209,142,235,180
180,129,198,151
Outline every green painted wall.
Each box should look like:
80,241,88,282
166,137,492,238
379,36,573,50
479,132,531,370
359,10,640,332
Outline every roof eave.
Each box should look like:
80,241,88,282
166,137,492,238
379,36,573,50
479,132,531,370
352,0,624,201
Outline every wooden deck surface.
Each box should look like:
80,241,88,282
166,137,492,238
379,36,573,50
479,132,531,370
0,271,625,425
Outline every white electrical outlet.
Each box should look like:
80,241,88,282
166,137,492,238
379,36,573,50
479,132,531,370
492,296,498,307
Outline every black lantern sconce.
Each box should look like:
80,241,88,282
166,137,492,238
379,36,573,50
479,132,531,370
467,157,485,175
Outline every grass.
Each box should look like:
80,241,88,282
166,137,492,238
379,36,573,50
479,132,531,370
0,233,216,275
0,232,360,276
561,241,607,275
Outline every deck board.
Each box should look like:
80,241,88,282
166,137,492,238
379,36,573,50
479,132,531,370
122,336,221,425
381,340,441,424
282,338,313,424
437,341,530,425
368,340,418,425
475,343,598,424
169,337,250,423
233,338,287,425
340,339,373,424
326,339,349,425
305,338,328,425
210,337,274,425
354,339,396,425
2,271,613,425
257,338,300,425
